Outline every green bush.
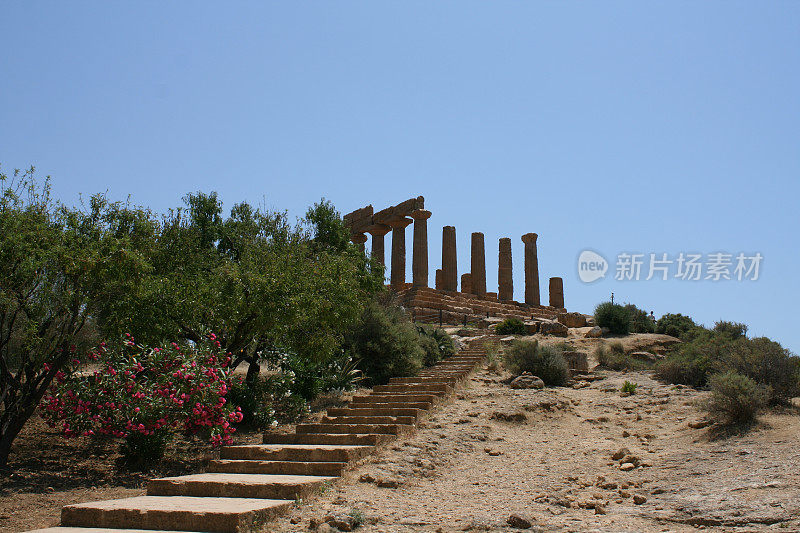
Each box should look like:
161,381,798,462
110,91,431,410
495,318,527,336
503,340,569,386
228,373,310,430
656,313,696,338
620,381,638,394
119,431,172,469
625,304,655,334
346,299,424,385
595,341,650,371
655,324,800,404
594,301,630,335
417,326,455,367
706,371,766,425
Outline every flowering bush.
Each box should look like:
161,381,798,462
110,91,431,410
42,333,242,464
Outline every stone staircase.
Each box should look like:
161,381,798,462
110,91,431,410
27,338,493,533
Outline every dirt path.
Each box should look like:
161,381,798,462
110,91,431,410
269,366,800,532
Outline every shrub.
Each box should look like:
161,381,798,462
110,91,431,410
656,313,696,338
417,326,455,367
620,381,638,394
495,318,527,336
595,341,650,371
713,321,748,340
625,304,655,334
706,371,766,425
346,299,424,385
503,340,569,386
42,334,241,465
724,337,800,405
594,302,630,335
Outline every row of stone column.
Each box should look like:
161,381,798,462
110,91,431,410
353,218,563,308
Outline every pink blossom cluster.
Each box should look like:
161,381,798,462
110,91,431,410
42,334,241,447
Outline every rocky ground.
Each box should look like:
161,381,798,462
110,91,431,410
267,358,800,532
3,332,799,533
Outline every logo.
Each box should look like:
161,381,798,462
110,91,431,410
578,250,608,283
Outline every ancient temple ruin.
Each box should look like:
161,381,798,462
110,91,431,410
343,196,569,325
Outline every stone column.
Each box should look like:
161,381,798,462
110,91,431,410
549,277,564,308
498,237,513,301
521,233,540,306
351,233,367,253
470,232,486,296
435,269,443,290
366,224,391,267
441,226,457,292
410,209,432,287
388,217,412,290
461,273,472,295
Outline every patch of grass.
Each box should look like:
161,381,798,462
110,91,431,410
495,318,527,335
620,380,638,394
594,342,650,371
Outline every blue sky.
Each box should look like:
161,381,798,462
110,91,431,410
2,3,798,352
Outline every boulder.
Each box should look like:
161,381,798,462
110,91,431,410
586,316,596,327
630,351,659,362
557,312,587,328
523,321,540,334
478,316,505,329
584,326,603,338
538,320,568,337
562,351,589,372
507,514,533,529
510,372,545,389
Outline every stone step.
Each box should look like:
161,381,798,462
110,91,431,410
261,432,391,446
388,376,459,384
338,400,432,410
372,383,452,394
220,444,373,462
147,473,336,500
295,423,411,435
351,393,440,404
320,415,417,425
26,526,199,533
326,407,423,418
61,496,292,533
208,459,348,477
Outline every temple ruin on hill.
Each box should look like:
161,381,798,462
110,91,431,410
343,197,569,325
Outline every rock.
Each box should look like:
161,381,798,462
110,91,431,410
510,373,545,389
539,320,569,337
619,490,631,498
586,316,596,326
523,321,540,334
376,478,401,488
290,516,301,524
594,504,607,515
620,454,641,466
611,448,631,461
620,463,636,471
622,430,631,437
630,351,659,362
633,494,647,505
584,326,603,338
358,473,375,483
500,335,516,345
506,514,533,529
316,523,332,533
562,351,589,372
557,312,587,328
490,411,528,422
688,419,712,429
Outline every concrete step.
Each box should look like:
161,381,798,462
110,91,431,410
261,432,391,446
320,415,416,425
147,473,336,500
326,407,423,418
61,496,292,533
208,459,347,477
295,423,410,435
220,444,373,462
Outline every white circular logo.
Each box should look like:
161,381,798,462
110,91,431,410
578,250,608,283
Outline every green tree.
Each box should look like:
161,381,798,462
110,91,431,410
0,168,154,468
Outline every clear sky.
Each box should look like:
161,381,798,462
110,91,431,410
2,3,798,353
